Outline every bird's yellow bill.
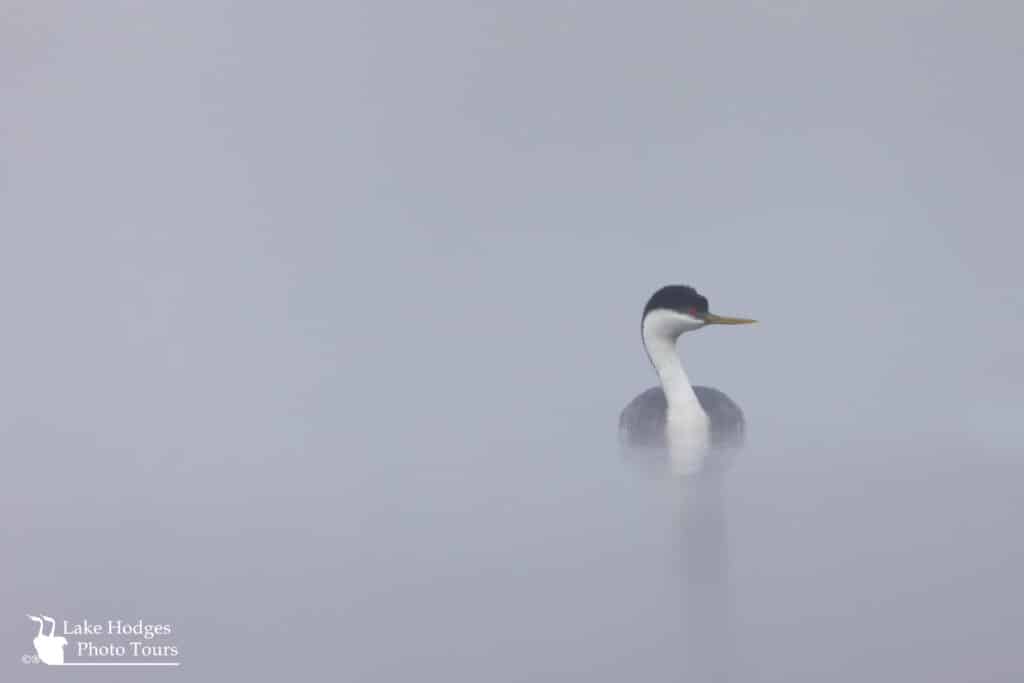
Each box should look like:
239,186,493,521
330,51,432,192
703,313,757,325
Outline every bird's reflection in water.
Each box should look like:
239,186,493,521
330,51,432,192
622,447,736,682
674,471,733,683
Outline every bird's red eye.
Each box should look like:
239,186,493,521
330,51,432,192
688,306,698,316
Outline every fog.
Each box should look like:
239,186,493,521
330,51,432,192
2,2,1022,680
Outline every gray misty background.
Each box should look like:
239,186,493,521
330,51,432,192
2,2,1022,681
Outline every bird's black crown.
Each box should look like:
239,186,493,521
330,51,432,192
643,285,709,318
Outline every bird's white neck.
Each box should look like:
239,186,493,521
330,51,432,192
642,322,705,416
642,317,711,471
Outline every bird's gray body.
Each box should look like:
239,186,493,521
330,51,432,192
618,385,745,473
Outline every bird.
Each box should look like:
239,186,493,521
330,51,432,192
619,285,756,475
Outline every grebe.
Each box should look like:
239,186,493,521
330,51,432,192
619,285,756,474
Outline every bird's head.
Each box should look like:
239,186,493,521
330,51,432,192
642,285,756,341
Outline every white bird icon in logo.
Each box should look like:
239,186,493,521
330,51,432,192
27,615,67,665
